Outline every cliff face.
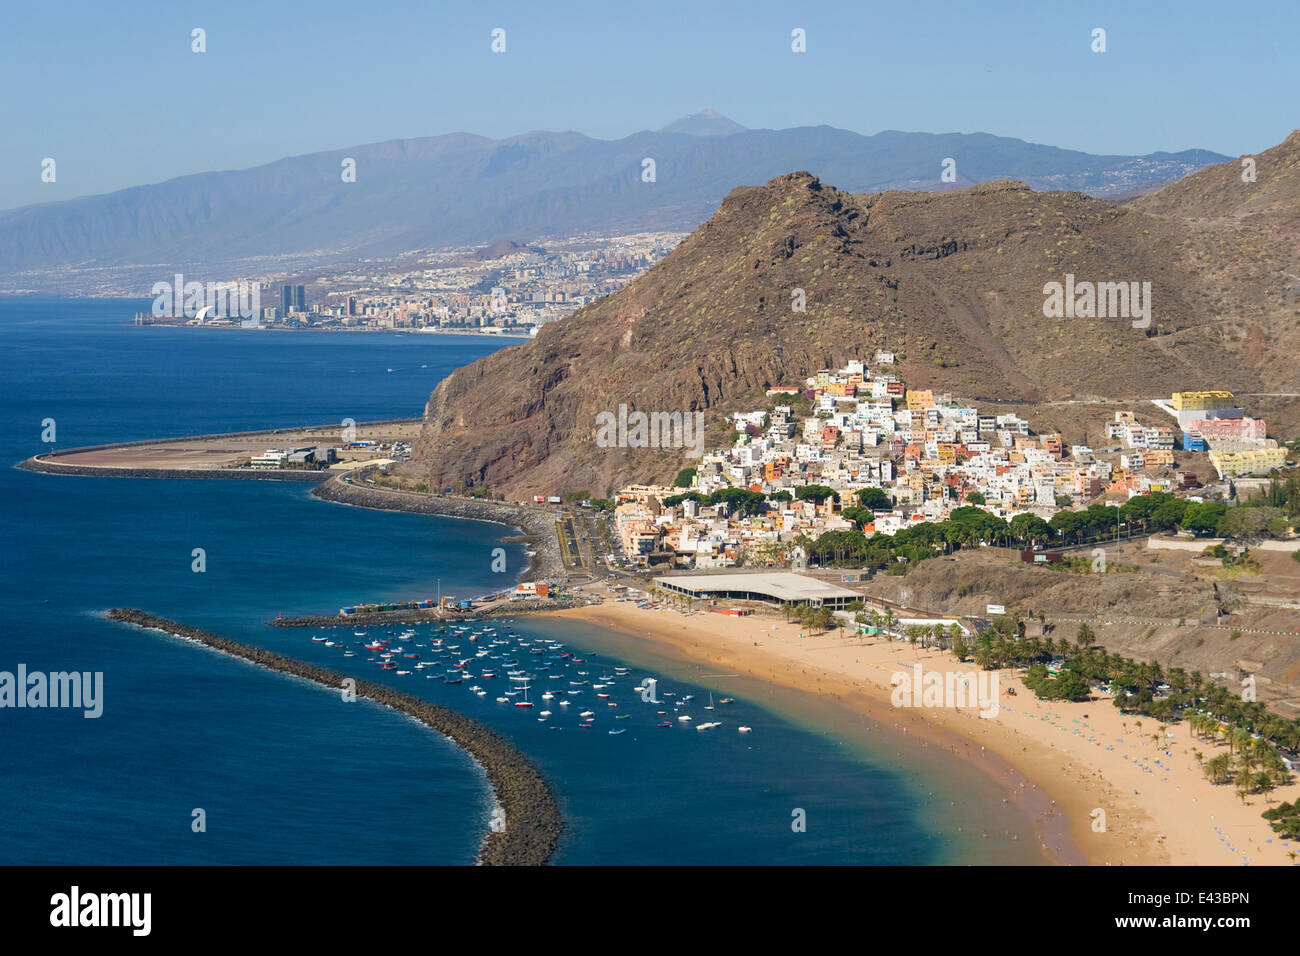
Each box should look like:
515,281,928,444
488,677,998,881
412,135,1300,499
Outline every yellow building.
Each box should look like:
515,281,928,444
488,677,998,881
1171,390,1235,411
1209,447,1286,477
905,389,934,410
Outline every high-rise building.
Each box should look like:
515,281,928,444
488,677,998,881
294,285,306,312
280,285,293,315
346,296,356,316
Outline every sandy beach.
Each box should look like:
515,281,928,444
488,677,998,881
556,598,1300,866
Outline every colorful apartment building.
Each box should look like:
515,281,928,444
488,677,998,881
1187,417,1267,440
1209,447,1287,477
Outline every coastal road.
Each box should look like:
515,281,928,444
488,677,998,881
556,514,586,574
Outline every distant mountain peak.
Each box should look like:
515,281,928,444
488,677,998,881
659,109,747,136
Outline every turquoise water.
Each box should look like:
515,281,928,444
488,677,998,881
0,298,1045,864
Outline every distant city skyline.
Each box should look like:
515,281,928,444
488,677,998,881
3,0,1296,209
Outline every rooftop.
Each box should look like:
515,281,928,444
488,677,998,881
653,571,860,603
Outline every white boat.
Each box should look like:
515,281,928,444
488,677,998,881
696,721,721,731
579,710,595,718
496,697,509,703
704,692,714,711
677,715,692,722
738,726,752,733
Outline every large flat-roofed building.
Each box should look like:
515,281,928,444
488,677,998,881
1209,446,1287,477
1171,390,1235,411
653,572,861,609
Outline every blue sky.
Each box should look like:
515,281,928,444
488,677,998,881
3,0,1296,209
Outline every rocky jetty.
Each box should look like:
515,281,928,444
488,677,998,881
269,597,575,629
106,608,563,866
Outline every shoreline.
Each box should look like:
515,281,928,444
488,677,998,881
312,474,567,583
556,600,1300,866
36,423,1297,865
122,325,534,339
106,608,563,866
15,421,568,584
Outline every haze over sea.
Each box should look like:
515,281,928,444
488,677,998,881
0,297,1045,865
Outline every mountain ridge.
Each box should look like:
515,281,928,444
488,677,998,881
0,124,1230,292
406,134,1300,497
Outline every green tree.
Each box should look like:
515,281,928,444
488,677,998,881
856,488,891,510
796,485,839,504
1205,753,1232,785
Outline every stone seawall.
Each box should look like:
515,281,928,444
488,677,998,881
313,476,566,583
106,608,563,866
269,597,575,629
16,458,327,481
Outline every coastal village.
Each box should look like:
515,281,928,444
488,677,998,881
612,358,1291,570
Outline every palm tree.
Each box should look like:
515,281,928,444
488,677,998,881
1230,727,1252,756
1238,747,1260,774
1256,772,1275,804
1205,753,1232,784
1235,774,1255,804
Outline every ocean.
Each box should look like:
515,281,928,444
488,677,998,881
0,297,1047,865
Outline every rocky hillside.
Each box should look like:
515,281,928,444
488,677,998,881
409,133,1300,498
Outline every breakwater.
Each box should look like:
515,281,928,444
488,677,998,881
17,458,328,481
106,608,563,866
313,475,565,583
269,597,576,628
